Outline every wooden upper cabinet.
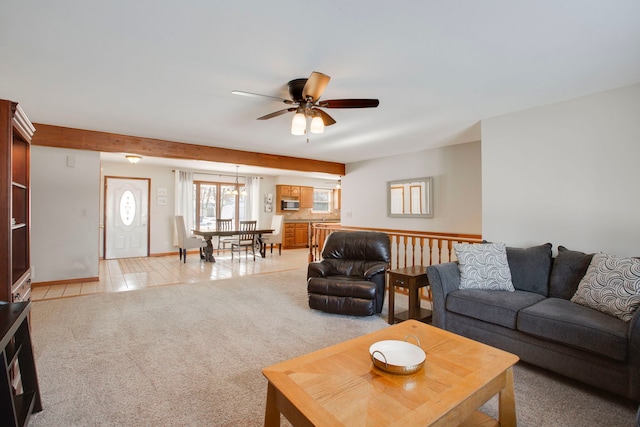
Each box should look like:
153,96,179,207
279,185,291,197
289,186,300,197
300,186,314,209
333,188,341,210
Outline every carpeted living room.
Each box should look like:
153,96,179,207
27,267,638,426
2,1,640,426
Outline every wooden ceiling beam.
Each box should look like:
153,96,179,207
31,123,346,176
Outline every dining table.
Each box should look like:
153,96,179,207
192,228,273,262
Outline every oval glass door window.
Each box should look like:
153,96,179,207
120,190,136,226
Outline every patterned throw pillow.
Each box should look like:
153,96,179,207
571,253,640,323
454,242,515,291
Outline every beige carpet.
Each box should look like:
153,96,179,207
28,269,637,426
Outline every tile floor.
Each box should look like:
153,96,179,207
31,247,310,301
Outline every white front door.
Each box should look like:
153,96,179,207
105,177,149,259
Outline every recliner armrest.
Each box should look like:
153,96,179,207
363,263,388,280
307,261,333,278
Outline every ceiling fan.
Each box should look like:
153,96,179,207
232,71,379,135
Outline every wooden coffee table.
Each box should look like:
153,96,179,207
263,320,519,426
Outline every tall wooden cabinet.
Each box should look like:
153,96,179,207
0,100,34,303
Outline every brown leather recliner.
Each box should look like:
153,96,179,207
307,231,391,316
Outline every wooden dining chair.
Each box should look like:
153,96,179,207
216,218,234,254
231,220,257,261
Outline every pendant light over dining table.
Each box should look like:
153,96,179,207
226,165,247,196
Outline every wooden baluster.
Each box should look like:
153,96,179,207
437,239,443,264
308,224,315,262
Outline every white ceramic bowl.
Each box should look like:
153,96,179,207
369,340,426,375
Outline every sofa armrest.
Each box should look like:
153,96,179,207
427,262,461,330
628,307,640,401
307,261,333,278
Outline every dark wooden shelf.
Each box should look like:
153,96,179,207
0,302,42,427
393,308,432,324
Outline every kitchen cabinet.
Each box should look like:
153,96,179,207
333,188,341,210
300,186,314,209
276,185,301,213
277,185,300,198
284,223,309,248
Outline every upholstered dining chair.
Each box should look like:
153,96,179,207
215,218,234,253
175,215,206,263
231,220,257,261
307,231,391,316
260,214,284,256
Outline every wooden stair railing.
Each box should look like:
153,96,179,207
309,223,482,302
309,223,482,270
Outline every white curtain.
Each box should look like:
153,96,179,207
173,170,194,245
245,176,261,223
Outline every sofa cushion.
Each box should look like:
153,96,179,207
446,289,545,329
454,242,515,291
506,243,552,296
549,246,594,300
518,298,628,361
571,253,640,323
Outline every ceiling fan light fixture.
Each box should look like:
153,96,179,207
310,113,324,134
291,111,306,135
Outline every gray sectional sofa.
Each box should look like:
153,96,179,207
426,243,640,401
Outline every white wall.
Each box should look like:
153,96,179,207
482,83,640,256
342,141,482,234
31,146,100,282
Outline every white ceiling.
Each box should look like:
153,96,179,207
1,1,639,176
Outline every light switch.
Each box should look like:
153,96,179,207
67,155,75,167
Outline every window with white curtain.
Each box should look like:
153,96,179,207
194,181,244,229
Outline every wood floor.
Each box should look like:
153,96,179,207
31,248,310,301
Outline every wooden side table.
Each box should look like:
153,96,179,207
387,266,432,324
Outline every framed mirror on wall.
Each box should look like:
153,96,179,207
388,177,433,218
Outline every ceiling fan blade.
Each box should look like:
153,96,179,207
315,109,336,126
257,108,296,120
302,72,330,102
232,90,294,104
319,99,380,108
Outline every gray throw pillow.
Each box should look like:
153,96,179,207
506,243,552,296
571,253,640,323
454,242,515,291
549,246,594,299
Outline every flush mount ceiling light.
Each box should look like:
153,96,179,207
125,155,141,164
226,165,247,196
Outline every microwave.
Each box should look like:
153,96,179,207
281,200,300,210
